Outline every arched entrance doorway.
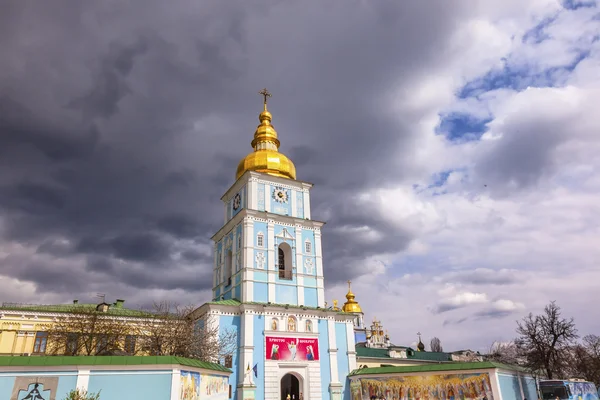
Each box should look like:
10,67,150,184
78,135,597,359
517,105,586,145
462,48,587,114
280,373,301,400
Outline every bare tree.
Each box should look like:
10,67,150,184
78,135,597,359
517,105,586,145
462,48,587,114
430,337,443,352
488,341,521,365
568,335,600,385
515,301,578,379
46,306,134,356
138,301,237,363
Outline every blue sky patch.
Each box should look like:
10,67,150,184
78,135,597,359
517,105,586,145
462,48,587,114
458,50,589,98
562,0,597,10
436,112,492,142
522,15,558,44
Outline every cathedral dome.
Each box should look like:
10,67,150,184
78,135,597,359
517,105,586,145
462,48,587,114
236,89,296,180
342,280,363,313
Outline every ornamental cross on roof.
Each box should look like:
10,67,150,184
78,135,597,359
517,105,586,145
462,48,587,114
259,88,272,105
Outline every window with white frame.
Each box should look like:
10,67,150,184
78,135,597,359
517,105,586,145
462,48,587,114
257,232,264,247
305,240,312,254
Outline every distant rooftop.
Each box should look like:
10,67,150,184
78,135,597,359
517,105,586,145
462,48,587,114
0,299,148,318
356,345,452,362
0,356,231,373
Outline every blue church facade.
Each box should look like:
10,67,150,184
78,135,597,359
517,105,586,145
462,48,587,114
193,91,358,400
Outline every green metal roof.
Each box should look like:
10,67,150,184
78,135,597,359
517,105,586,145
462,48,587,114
349,361,525,376
0,356,231,373
0,303,149,318
408,351,452,362
356,347,390,358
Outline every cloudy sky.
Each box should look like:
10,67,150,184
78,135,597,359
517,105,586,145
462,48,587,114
1,0,599,352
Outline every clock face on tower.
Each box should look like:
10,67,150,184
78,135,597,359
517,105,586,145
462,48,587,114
272,187,289,204
233,193,241,211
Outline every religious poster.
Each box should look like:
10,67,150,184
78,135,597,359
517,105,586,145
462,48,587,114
200,374,229,400
180,370,201,400
265,336,319,361
351,372,494,400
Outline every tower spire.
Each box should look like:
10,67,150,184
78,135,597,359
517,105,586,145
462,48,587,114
236,88,296,180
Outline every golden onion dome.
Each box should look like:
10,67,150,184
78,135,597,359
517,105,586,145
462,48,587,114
342,280,363,313
236,89,296,180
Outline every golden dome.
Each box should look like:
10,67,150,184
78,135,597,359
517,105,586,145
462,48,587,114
236,89,296,180
342,280,363,313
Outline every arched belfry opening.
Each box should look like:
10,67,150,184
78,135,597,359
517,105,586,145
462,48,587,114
278,242,293,280
280,373,301,400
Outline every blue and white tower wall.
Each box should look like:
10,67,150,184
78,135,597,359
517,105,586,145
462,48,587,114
212,171,326,308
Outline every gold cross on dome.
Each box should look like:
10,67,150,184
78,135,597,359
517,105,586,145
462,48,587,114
259,88,272,105
347,280,352,289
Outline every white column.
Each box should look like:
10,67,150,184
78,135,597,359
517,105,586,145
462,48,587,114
265,184,271,213
170,369,181,400
238,309,255,386
517,373,525,400
491,372,502,400
327,318,339,384
296,225,304,305
243,219,254,302
267,220,276,302
303,190,311,220
314,230,325,307
247,179,257,210
291,189,297,218
76,369,90,392
345,321,357,372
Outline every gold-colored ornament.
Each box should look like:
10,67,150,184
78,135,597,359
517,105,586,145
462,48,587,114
236,88,297,180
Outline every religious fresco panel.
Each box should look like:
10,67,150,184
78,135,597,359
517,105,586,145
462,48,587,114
350,372,494,400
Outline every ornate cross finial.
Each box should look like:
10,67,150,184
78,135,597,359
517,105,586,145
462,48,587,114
259,88,272,106
347,280,352,290
417,332,422,339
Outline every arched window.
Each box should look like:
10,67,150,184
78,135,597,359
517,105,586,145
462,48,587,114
287,316,297,332
225,250,233,286
278,242,292,280
305,320,312,332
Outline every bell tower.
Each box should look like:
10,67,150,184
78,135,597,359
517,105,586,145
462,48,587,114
211,89,325,307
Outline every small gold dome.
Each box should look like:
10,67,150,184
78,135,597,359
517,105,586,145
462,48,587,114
342,280,363,313
236,89,296,180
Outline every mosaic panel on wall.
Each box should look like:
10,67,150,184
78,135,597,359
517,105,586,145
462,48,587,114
350,372,494,400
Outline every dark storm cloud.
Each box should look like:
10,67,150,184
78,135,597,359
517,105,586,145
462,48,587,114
442,268,520,286
0,0,473,304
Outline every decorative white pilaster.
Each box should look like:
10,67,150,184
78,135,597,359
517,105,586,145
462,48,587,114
265,184,271,213
345,321,357,372
247,179,257,210
295,226,304,305
243,219,255,302
267,220,276,302
314,230,325,307
75,369,90,392
238,309,257,400
327,319,339,384
291,189,297,218
170,369,181,400
303,189,311,220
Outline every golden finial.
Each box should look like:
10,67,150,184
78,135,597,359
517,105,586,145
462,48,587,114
259,88,272,110
342,280,362,313
333,299,339,310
